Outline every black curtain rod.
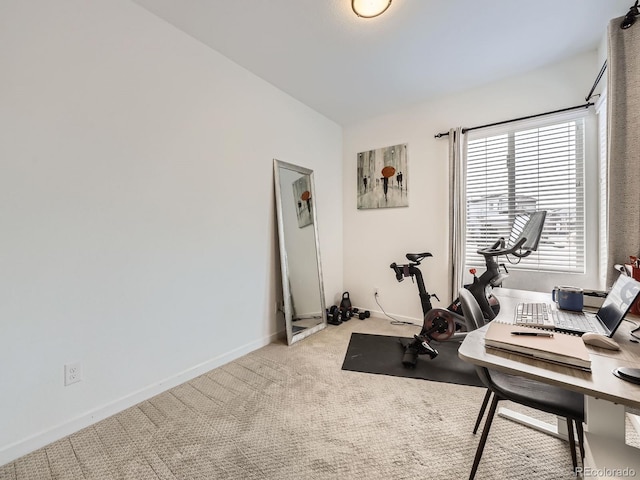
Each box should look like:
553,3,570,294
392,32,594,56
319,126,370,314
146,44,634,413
585,60,607,102
434,102,593,139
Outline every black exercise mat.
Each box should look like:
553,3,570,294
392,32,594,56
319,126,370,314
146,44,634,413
341,333,484,387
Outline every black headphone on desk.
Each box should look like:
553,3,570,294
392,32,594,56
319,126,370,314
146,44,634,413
613,367,640,384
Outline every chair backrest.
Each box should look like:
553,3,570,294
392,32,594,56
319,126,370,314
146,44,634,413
458,289,492,388
458,288,486,330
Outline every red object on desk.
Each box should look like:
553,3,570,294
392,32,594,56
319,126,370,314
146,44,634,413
631,265,640,315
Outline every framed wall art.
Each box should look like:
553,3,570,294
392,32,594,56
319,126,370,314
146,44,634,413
357,143,408,209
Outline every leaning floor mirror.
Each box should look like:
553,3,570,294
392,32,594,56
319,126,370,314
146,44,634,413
273,159,327,345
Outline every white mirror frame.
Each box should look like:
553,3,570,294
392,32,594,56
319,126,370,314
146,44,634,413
273,159,327,345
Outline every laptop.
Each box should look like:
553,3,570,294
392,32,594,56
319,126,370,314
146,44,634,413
515,274,640,337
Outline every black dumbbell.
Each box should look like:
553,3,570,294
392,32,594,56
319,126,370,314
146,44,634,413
358,310,371,320
327,305,342,325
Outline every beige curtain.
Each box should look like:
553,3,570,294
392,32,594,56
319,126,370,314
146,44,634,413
448,127,467,301
606,16,640,286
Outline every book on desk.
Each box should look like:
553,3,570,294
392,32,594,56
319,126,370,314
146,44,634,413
484,321,591,371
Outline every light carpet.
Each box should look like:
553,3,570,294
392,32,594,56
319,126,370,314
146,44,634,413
2,316,637,479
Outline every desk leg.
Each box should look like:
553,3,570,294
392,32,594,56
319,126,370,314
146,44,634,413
582,398,640,474
630,413,640,437
497,398,627,443
584,396,625,441
498,408,567,441
499,399,627,440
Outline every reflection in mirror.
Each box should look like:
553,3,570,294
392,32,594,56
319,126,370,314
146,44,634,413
274,159,326,345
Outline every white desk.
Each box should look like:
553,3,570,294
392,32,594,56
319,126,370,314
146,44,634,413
459,288,640,477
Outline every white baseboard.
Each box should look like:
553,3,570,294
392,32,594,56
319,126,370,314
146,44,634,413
360,306,422,327
0,330,281,467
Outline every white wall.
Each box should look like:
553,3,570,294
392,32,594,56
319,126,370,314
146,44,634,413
343,50,601,324
0,0,343,464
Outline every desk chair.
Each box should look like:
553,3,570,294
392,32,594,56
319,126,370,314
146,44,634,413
458,289,585,479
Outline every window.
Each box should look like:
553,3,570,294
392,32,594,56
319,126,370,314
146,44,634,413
465,113,586,274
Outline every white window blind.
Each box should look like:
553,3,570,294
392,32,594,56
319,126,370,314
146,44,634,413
465,114,586,273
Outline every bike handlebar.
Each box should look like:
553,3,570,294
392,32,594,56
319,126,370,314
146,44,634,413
389,262,404,282
476,236,534,259
390,252,434,283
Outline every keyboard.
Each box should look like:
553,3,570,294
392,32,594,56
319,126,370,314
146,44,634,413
514,302,555,329
515,302,608,335
553,308,607,335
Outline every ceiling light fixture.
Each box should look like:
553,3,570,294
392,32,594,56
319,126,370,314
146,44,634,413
621,1,639,29
352,0,392,19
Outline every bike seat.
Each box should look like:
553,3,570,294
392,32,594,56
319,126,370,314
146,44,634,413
406,252,432,263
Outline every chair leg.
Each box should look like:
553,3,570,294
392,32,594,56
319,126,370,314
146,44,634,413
469,394,499,480
566,418,577,472
473,389,492,434
575,419,585,461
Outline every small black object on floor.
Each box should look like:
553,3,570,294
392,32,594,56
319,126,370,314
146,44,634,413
341,333,484,387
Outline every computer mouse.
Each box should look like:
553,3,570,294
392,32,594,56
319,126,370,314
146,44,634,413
582,332,620,350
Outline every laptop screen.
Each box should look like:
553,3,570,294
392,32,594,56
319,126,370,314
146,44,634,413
597,274,640,334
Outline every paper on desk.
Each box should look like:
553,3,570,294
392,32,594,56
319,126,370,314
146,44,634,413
484,322,591,370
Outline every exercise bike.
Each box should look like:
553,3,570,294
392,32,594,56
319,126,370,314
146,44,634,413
390,252,485,366
390,211,547,367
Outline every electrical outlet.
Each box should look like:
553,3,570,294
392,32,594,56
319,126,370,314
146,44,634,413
64,361,82,386
374,286,380,297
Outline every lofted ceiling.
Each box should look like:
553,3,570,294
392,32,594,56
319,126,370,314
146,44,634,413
132,0,632,126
